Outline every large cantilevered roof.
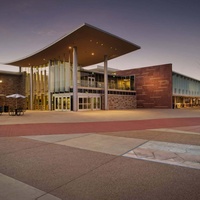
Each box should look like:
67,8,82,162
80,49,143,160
5,23,140,67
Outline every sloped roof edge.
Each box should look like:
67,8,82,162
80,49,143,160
4,23,141,67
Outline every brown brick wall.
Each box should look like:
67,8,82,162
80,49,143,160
0,72,26,110
117,64,173,108
102,94,137,110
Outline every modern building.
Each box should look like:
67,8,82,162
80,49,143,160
117,63,200,109
0,24,199,111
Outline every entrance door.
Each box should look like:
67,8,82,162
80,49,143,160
55,96,62,111
78,96,101,111
92,97,101,110
54,95,71,111
88,77,95,87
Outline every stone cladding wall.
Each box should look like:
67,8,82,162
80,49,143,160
102,94,137,110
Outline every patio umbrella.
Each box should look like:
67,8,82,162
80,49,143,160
6,93,26,108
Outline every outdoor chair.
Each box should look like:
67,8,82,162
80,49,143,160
17,107,25,116
9,107,16,116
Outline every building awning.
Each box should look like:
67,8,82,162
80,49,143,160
4,23,140,67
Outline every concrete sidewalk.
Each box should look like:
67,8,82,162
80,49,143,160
0,108,200,125
0,109,200,200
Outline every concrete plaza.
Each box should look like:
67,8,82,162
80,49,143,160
0,108,200,200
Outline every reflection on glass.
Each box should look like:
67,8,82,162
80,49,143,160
67,98,70,109
59,97,62,109
63,97,66,109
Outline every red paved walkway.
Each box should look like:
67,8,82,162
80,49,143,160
0,117,199,137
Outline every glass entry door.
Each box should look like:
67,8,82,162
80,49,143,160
92,97,101,110
78,96,101,111
54,95,70,111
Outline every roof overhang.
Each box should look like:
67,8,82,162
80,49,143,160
0,70,22,75
4,23,140,67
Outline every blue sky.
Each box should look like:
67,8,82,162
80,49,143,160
0,0,200,79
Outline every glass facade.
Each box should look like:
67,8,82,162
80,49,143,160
79,70,135,90
22,65,49,110
173,72,200,97
172,72,200,108
21,63,135,111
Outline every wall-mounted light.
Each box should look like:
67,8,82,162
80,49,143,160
91,53,95,56
0,80,2,83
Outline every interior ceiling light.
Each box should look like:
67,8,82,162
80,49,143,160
68,46,72,49
96,42,98,44
90,40,92,42
91,53,95,56
101,43,103,46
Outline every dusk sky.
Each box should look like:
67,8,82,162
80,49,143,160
0,0,200,79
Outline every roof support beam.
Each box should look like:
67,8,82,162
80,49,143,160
30,66,33,110
73,46,78,111
48,61,52,111
104,55,108,110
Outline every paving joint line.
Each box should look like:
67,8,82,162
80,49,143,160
37,138,149,199
174,153,185,163
120,140,149,156
0,172,60,200
54,133,92,143
36,154,122,198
